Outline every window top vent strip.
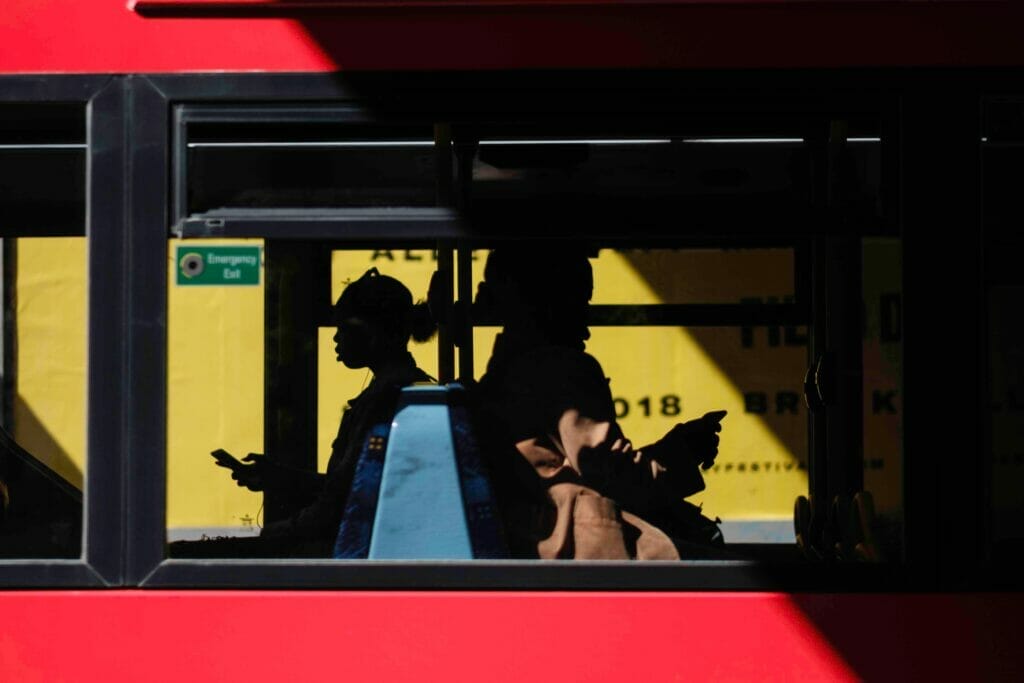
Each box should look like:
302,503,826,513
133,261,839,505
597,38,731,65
0,143,87,150
187,140,434,148
184,137,887,148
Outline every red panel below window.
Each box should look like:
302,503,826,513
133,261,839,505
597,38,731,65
0,592,1021,681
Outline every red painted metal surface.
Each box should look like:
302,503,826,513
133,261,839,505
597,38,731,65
130,0,880,10
129,0,963,12
3,0,1024,74
0,591,1022,681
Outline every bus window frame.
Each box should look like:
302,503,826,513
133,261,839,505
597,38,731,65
133,72,911,590
0,70,946,590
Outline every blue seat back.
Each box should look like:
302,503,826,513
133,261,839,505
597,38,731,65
333,422,391,559
333,384,506,559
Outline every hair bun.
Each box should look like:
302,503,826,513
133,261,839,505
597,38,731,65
409,301,438,343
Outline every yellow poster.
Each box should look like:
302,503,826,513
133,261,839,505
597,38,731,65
0,239,891,544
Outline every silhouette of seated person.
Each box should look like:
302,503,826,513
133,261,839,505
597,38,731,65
171,268,435,558
476,246,726,560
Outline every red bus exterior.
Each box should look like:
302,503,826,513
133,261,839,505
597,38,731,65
3,2,1024,680
5,0,1024,74
4,591,1024,680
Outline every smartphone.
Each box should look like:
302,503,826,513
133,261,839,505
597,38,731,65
210,448,245,471
702,410,728,424
699,410,727,470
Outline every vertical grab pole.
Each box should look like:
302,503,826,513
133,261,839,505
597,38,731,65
436,246,455,383
457,245,474,380
454,136,478,382
807,120,830,526
435,123,455,383
825,119,865,500
264,241,320,524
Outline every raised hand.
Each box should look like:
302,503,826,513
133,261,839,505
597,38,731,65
224,453,276,492
655,410,727,470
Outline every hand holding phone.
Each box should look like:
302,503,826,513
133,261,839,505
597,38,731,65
697,410,727,469
212,449,271,492
211,448,245,471
657,409,728,470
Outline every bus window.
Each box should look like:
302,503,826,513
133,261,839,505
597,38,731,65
0,104,86,559
164,112,898,565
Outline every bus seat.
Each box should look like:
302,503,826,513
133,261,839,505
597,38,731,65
332,422,391,559
333,384,507,560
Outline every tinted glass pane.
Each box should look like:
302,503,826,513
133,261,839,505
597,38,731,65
0,103,86,559
591,248,795,306
166,239,266,543
187,123,436,213
166,243,441,558
472,322,808,544
0,237,85,558
0,104,85,236
471,137,804,202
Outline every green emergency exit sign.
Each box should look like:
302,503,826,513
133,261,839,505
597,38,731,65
176,246,261,286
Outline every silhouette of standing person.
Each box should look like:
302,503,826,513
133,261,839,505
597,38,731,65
172,268,435,558
476,246,726,560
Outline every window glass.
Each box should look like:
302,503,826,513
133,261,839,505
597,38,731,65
0,104,86,558
166,239,266,542
472,324,809,544
590,248,795,306
165,237,266,540
163,127,894,563
163,246,901,556
0,237,86,558
470,136,805,202
0,103,85,236
186,123,436,214
166,242,441,556
470,247,808,544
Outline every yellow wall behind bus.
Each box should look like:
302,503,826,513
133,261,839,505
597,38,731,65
11,240,899,535
166,239,266,531
164,246,816,530
13,237,87,490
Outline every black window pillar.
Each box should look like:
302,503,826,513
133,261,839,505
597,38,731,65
902,85,984,586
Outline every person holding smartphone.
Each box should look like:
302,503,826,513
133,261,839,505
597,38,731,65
173,268,435,558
